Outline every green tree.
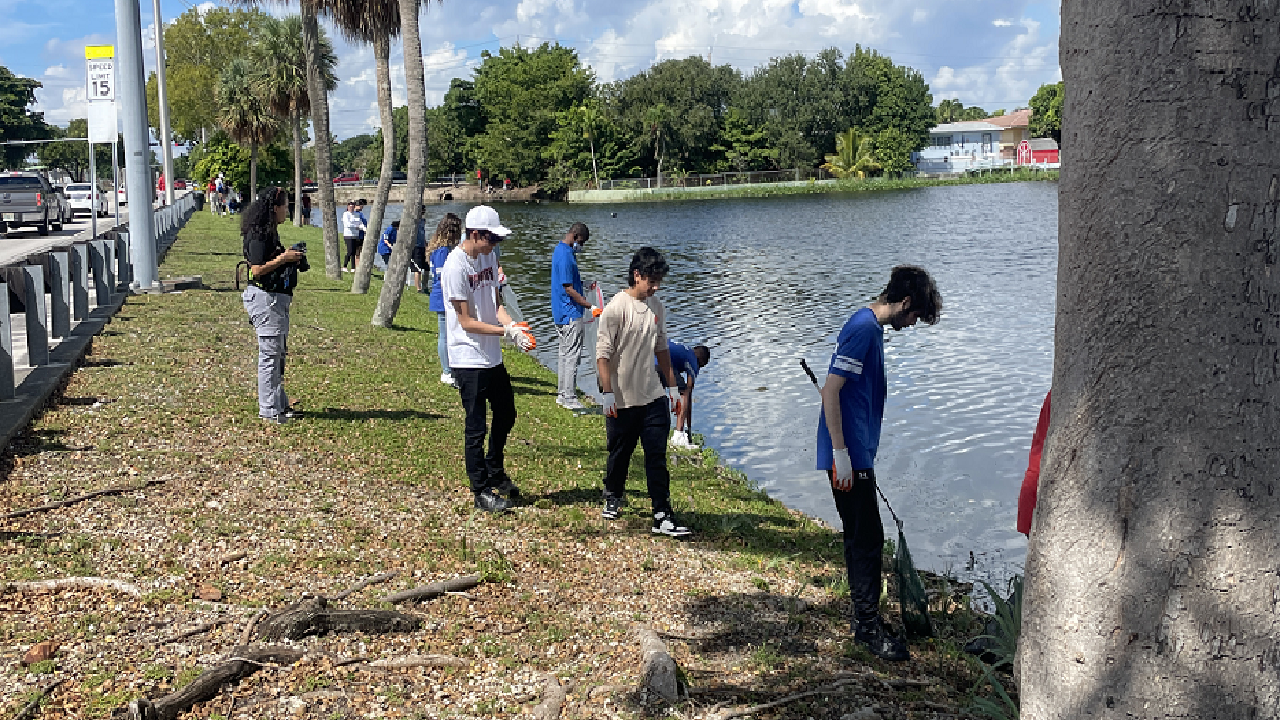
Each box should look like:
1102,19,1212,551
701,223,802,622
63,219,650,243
0,66,52,168
821,128,879,178
216,58,281,198
711,108,777,172
1029,81,1063,144
735,48,847,162
873,127,920,175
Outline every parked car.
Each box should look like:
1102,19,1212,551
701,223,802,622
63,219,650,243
117,185,127,205
391,171,407,182
0,171,66,235
65,182,109,217
333,172,360,185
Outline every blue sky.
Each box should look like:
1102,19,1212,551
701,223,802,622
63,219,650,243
6,0,1062,141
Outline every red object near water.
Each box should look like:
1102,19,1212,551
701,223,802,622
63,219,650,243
1017,391,1051,535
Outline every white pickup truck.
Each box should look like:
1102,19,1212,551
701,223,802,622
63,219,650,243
0,171,69,235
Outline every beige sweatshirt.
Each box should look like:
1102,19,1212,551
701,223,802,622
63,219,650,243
595,291,667,409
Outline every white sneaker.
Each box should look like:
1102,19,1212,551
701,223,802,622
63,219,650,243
670,431,699,450
440,372,457,387
556,396,586,411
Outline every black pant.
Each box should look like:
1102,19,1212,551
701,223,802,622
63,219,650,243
343,236,363,268
831,467,884,625
454,365,517,494
603,396,672,514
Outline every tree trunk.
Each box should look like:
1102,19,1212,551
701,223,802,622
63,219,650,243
292,109,304,227
655,136,662,189
1019,3,1280,718
589,131,599,190
249,141,258,200
353,32,396,295
372,0,425,328
301,0,340,280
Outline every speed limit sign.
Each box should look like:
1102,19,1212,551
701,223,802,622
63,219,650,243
87,59,114,101
85,46,117,143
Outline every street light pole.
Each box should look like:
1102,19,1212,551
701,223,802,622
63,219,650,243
115,0,158,289
152,0,174,206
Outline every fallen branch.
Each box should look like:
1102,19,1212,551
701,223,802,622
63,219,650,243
3,479,165,519
709,678,861,720
326,571,397,601
13,679,62,720
381,574,481,604
531,673,569,720
635,625,684,703
218,552,247,566
239,609,267,646
160,620,228,645
129,646,304,720
255,597,420,641
364,654,468,670
3,577,142,597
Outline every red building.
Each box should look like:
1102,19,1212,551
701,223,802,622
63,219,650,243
1029,138,1059,164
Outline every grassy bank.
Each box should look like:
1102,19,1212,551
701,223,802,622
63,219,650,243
1,212,1007,719
569,168,1057,203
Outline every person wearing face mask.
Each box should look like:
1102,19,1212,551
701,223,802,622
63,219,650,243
595,247,689,537
550,222,599,411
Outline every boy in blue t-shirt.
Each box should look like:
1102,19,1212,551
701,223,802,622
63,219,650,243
817,265,941,662
550,222,597,410
657,341,711,449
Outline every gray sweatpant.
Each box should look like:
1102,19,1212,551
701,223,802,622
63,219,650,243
556,318,584,401
242,285,292,418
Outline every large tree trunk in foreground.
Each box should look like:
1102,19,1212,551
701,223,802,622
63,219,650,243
372,0,426,327
1019,3,1280,718
301,0,340,280
353,32,396,295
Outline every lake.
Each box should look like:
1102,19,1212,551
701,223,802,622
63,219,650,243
330,181,1057,583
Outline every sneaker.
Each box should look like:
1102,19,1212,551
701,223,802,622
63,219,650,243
854,617,911,661
493,477,522,502
440,372,457,387
473,489,510,513
557,396,586,411
652,510,691,537
669,430,699,450
601,497,621,520
261,414,287,425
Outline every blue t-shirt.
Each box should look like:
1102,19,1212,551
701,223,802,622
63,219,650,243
660,342,700,380
816,308,886,471
377,225,396,256
550,242,583,325
428,246,451,313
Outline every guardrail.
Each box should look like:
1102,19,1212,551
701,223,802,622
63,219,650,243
1,191,198,422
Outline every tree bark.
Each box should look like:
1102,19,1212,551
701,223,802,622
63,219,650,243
129,646,304,720
381,574,481,603
249,141,258,200
253,597,420,641
372,0,426,327
301,0,340,280
292,109,304,227
1019,3,1280,718
353,31,396,295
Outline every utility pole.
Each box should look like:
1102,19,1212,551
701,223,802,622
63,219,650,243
152,0,174,206
115,0,158,289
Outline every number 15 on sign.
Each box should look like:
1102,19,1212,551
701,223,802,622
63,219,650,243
87,59,114,101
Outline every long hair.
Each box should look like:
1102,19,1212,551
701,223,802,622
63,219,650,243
241,186,287,237
426,212,462,253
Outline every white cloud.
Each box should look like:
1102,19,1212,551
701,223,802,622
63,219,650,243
993,18,1013,26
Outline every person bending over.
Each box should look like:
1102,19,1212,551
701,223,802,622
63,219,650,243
658,342,710,449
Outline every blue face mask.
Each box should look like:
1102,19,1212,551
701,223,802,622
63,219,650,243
571,241,583,253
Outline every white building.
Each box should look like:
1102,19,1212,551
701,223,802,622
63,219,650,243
913,120,1006,173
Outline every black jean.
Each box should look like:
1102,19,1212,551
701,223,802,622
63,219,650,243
831,467,884,625
453,364,517,494
343,236,363,268
603,396,672,514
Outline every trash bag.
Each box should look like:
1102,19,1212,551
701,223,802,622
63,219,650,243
895,525,935,640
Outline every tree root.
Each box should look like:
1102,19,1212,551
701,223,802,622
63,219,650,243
3,577,142,596
326,571,397,601
255,596,420,641
709,678,862,720
128,646,304,720
636,625,685,704
13,679,62,720
531,672,570,720
3,479,166,519
364,654,468,670
380,574,481,604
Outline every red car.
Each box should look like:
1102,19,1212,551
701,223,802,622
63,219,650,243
333,172,360,185
173,179,187,190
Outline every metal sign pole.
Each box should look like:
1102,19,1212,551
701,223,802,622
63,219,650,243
108,2,158,290
112,140,120,226
89,139,97,238
152,0,174,207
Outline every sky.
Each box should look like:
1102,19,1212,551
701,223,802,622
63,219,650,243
7,0,1062,141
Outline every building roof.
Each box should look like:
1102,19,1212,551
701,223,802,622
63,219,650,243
1029,137,1058,150
929,120,1004,134
984,108,1032,129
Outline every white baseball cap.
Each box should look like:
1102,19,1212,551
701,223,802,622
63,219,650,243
465,205,511,237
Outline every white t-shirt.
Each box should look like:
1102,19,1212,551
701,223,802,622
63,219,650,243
342,210,365,237
595,291,667,409
442,246,502,369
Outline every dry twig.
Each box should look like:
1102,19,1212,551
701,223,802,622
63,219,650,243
159,620,228,645
380,574,481,604
13,679,63,720
325,571,397,601
709,678,862,720
364,654,468,670
238,609,266,646
4,577,142,596
3,479,165,519
531,673,569,720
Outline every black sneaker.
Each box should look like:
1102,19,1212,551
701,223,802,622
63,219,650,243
474,489,511,513
652,510,691,537
602,497,621,520
493,477,522,501
854,617,910,661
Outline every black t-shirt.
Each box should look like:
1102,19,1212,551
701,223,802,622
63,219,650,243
244,226,297,295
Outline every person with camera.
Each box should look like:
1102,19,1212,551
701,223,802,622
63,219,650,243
241,186,309,424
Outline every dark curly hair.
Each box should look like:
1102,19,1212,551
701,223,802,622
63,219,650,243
241,186,288,236
627,246,669,287
878,265,942,325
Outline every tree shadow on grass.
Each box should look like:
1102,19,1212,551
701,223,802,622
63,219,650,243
304,408,445,422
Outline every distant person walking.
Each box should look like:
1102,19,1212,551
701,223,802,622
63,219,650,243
658,341,710,449
441,205,536,512
817,265,941,661
596,247,690,537
428,213,463,386
207,180,219,215
341,200,366,271
299,193,311,226
550,222,597,410
240,187,309,424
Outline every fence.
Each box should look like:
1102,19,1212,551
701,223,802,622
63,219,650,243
580,168,840,191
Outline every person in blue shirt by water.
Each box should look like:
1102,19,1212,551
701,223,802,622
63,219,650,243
656,341,710,449
550,222,597,410
376,221,399,269
427,212,463,387
817,265,941,662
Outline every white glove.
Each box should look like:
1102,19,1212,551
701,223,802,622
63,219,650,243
832,448,854,491
503,321,536,352
600,392,617,417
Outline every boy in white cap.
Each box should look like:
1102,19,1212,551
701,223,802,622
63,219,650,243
441,205,537,512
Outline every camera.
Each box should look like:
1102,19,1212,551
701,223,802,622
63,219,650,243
290,242,310,273
291,242,307,253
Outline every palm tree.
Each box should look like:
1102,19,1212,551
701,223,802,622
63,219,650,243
216,58,281,198
299,1,343,279
322,0,401,295
821,128,880,179
253,15,337,228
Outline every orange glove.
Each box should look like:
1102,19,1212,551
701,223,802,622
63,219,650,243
667,387,682,418
504,321,536,352
590,306,603,318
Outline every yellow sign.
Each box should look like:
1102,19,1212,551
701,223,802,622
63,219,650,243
85,45,114,59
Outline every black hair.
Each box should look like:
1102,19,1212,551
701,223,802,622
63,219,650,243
568,222,589,241
241,186,287,236
390,220,400,228
693,345,711,367
878,265,942,325
627,246,668,287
